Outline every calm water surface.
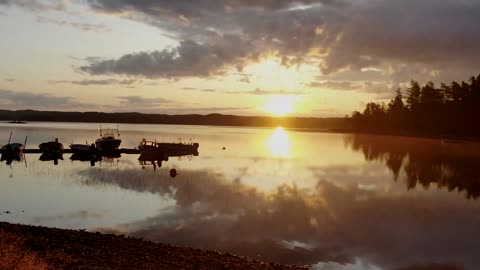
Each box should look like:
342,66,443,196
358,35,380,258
1,122,480,270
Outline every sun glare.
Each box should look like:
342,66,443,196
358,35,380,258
267,127,291,157
263,95,295,116
245,58,301,90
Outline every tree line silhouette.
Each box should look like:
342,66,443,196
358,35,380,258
350,74,480,138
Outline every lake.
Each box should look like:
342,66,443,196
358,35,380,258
1,122,480,270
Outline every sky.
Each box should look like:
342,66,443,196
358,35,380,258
0,0,479,117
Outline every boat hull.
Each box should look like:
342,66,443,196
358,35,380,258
39,141,64,153
95,138,121,150
138,142,199,158
70,144,93,153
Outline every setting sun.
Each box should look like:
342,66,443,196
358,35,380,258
263,95,296,116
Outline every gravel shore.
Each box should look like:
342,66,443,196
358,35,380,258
0,222,307,270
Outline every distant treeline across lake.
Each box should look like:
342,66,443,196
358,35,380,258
0,109,347,130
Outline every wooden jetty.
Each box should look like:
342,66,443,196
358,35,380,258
3,148,141,154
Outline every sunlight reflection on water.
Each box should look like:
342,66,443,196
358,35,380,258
267,127,291,157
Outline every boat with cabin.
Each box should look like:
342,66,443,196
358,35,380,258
95,128,121,151
138,139,199,158
1,132,27,164
70,141,94,153
39,138,63,153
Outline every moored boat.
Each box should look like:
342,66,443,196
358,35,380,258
1,143,24,155
95,128,121,151
39,138,63,153
138,139,199,157
1,132,26,164
70,143,93,153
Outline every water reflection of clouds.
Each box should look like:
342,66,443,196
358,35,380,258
78,167,480,269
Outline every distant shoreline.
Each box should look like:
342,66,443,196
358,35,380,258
0,109,348,130
1,109,478,142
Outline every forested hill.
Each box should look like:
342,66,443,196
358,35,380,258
349,74,480,138
0,109,348,130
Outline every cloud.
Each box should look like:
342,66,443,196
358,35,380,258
250,88,304,95
307,79,393,98
117,95,172,107
319,0,480,81
392,263,464,270
201,89,216,92
226,88,305,95
79,37,254,78
307,80,360,90
50,79,138,86
0,0,66,12
4,78,15,82
76,0,480,85
0,88,90,110
79,0,342,79
181,87,216,93
37,16,110,32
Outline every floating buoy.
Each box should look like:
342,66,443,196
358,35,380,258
169,168,177,178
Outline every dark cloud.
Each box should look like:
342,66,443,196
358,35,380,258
307,80,392,98
51,79,138,86
393,263,464,270
307,80,360,90
0,88,89,110
78,0,480,84
80,1,342,78
37,16,110,32
4,78,15,82
79,37,254,78
320,0,480,82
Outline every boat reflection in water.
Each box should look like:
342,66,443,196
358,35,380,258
70,152,103,167
138,151,198,171
1,151,23,165
39,152,63,165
